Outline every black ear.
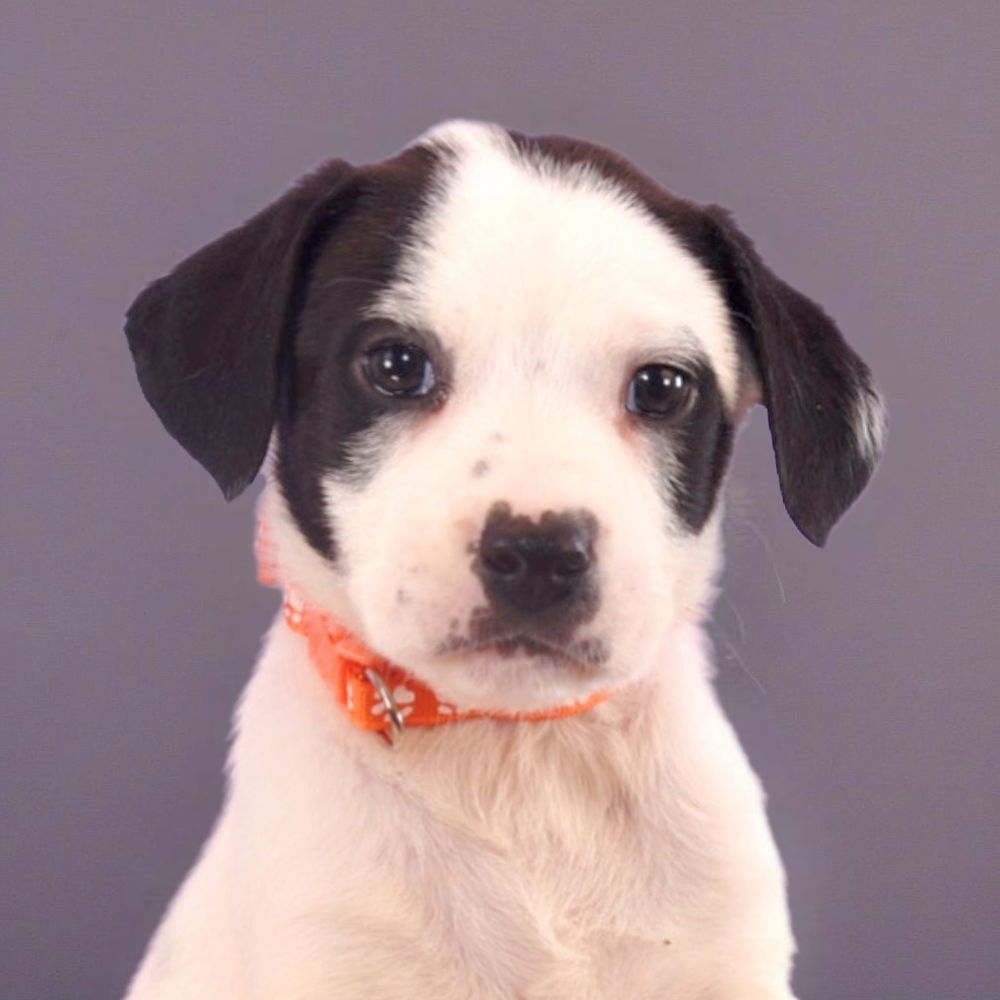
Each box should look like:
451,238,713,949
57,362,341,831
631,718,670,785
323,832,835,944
701,206,886,546
125,159,356,499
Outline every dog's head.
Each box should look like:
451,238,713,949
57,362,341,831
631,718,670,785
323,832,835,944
126,121,884,712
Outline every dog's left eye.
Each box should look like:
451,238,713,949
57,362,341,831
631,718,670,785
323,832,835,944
626,364,696,419
364,343,436,397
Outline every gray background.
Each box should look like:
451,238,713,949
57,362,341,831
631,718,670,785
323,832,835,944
3,2,997,998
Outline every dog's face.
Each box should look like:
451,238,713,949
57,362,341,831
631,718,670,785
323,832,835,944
126,121,884,710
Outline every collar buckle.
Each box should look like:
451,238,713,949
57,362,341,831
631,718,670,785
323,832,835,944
364,667,406,748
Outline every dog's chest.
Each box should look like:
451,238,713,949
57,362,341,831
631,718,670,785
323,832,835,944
398,779,728,999
306,719,714,995
292,763,703,998
446,811,692,996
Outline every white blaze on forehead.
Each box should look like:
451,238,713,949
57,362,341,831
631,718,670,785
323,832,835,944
372,120,740,406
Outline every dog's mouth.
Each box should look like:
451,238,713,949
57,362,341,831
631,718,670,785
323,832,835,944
436,631,609,669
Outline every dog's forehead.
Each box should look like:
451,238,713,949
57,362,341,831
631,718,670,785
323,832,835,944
365,121,739,402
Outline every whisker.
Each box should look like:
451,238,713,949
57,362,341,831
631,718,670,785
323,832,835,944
722,594,747,646
721,638,765,695
744,519,787,606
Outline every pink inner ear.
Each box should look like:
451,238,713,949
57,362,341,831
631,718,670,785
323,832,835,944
734,372,764,420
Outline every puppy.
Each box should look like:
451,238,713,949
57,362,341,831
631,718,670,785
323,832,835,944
123,121,884,999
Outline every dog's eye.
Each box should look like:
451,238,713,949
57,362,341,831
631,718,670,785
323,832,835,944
364,342,436,397
626,364,695,419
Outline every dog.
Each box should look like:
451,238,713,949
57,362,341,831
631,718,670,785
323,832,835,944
122,120,884,999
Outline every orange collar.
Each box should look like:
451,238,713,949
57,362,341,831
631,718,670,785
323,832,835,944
256,520,610,745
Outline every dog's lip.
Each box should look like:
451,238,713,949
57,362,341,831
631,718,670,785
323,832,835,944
436,632,601,669
486,634,571,660
439,632,565,656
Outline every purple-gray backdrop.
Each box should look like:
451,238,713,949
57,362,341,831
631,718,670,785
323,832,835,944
3,3,998,998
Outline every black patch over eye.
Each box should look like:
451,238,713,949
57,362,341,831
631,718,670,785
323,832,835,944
364,342,436,397
626,364,696,419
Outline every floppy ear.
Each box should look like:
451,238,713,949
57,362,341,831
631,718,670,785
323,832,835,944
125,159,356,499
701,206,886,546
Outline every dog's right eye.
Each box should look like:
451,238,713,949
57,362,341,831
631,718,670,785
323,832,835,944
363,343,436,397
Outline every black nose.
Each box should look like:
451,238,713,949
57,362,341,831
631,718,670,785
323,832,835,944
475,502,598,616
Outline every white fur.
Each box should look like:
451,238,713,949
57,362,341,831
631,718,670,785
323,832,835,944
125,122,797,999
853,379,888,467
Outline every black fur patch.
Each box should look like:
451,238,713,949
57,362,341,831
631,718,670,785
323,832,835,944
507,129,883,544
125,142,449,560
274,145,449,556
638,358,733,533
